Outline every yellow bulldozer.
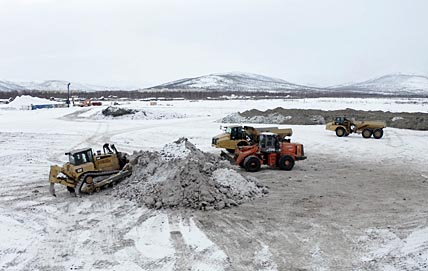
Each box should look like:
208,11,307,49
326,116,386,139
49,143,131,196
212,125,293,153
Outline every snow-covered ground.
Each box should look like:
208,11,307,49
0,97,427,270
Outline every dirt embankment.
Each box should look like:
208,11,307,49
222,108,428,130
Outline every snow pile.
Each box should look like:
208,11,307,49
94,106,187,120
114,138,267,210
7,95,59,109
159,140,191,160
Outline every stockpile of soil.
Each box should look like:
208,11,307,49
101,106,140,117
222,108,428,130
114,138,267,210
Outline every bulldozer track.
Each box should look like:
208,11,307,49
75,169,129,196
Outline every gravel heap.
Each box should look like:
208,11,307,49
114,138,267,210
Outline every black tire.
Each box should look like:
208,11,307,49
335,127,346,137
244,156,261,172
226,148,235,154
239,159,245,168
373,128,383,139
344,133,350,137
278,155,295,171
362,129,372,138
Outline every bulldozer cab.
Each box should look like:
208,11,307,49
66,148,94,166
259,133,279,153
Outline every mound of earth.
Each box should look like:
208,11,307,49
97,106,187,120
114,138,267,210
222,108,428,130
101,106,139,117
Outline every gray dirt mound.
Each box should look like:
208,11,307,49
114,138,267,210
102,106,141,117
222,108,428,130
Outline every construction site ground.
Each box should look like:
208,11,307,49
0,97,427,270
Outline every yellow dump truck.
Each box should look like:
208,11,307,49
326,117,386,139
212,125,293,153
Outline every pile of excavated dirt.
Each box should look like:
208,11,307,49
222,108,428,130
114,138,267,210
101,106,139,117
98,106,187,120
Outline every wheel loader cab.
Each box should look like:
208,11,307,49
259,133,279,153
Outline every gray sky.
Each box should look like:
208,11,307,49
0,0,427,88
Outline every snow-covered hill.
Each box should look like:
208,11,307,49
332,74,428,95
0,81,26,92
149,72,317,92
0,80,123,92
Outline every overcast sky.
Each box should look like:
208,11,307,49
0,0,427,88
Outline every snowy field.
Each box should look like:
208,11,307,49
0,97,427,270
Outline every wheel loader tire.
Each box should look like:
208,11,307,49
344,133,349,137
244,156,261,172
335,127,346,137
373,128,383,139
362,129,373,138
278,155,295,171
239,160,245,168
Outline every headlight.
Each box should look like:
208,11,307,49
76,168,83,173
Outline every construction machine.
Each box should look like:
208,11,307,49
212,125,293,153
325,117,386,139
233,132,306,172
49,143,131,196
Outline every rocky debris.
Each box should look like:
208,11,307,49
114,138,267,210
221,108,428,130
102,106,139,117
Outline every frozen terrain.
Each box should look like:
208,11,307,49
0,97,427,270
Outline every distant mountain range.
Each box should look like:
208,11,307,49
1,73,428,96
148,72,428,96
330,74,428,95
149,72,318,92
0,80,123,92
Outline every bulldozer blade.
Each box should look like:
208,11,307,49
49,183,56,197
220,151,235,164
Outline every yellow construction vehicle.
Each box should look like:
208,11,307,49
212,125,293,153
49,143,131,196
326,117,386,139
